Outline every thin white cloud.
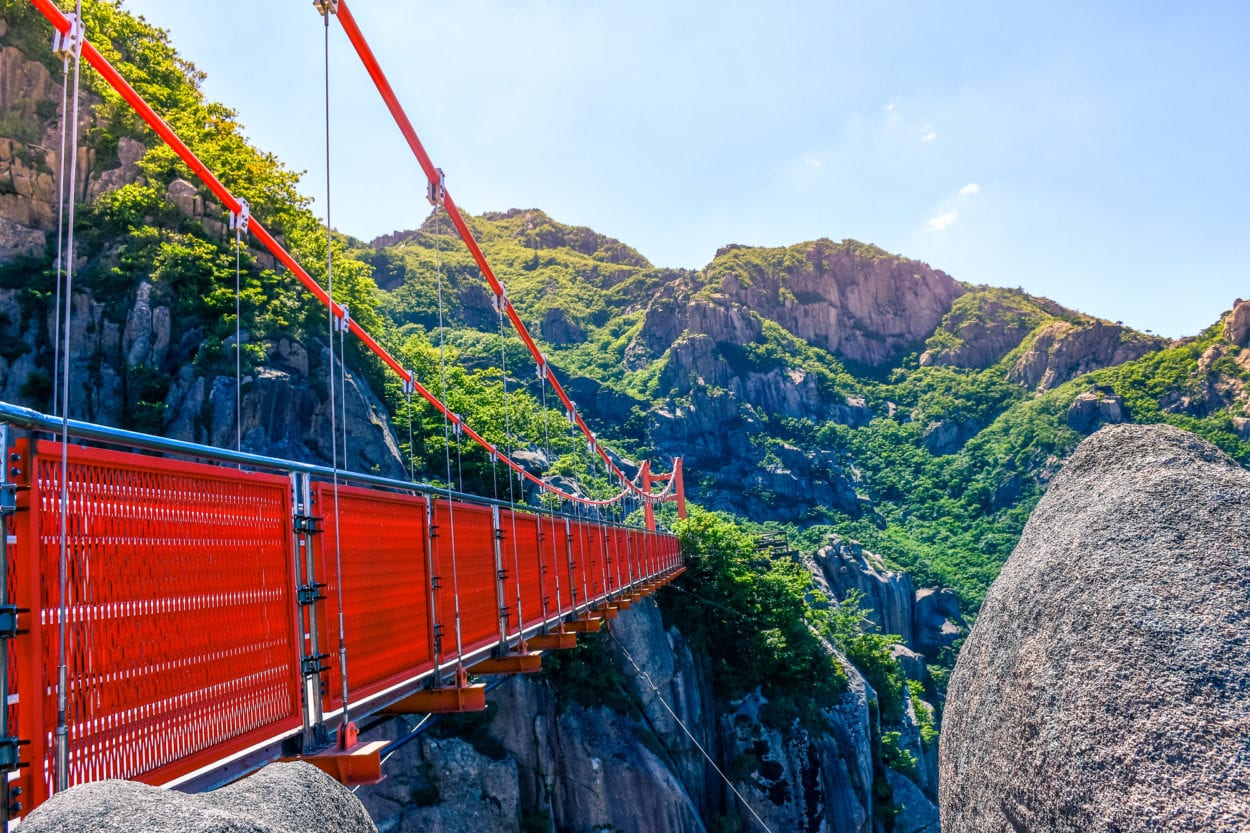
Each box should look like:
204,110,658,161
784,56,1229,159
885,102,895,112
960,182,980,196
804,157,822,169
921,130,938,143
928,211,958,231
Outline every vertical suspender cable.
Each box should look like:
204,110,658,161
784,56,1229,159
54,0,83,794
51,49,70,417
433,208,464,671
234,204,243,452
319,4,351,729
538,366,559,623
497,303,524,638
406,387,415,482
339,316,349,471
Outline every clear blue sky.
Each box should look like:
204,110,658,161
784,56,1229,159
120,0,1248,339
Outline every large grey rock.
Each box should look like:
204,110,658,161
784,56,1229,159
20,762,376,833
940,423,1250,833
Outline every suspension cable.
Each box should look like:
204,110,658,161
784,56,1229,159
496,304,525,640
233,200,243,452
319,2,352,730
432,205,465,672
328,2,675,503
405,385,415,482
27,0,678,516
538,364,558,623
51,47,69,417
609,631,776,833
53,0,83,795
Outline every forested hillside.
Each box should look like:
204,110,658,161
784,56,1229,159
352,210,1250,608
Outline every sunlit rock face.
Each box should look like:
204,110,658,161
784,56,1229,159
941,424,1250,833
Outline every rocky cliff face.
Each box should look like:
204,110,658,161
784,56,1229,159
358,598,938,833
631,241,964,376
808,535,968,667
1007,319,1162,390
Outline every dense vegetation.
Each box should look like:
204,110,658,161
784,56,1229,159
661,507,906,726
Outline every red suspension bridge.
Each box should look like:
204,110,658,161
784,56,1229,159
0,0,688,821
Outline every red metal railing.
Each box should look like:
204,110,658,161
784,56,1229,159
0,437,682,818
9,439,303,809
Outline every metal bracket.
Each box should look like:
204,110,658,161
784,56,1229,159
0,737,29,773
51,14,83,59
312,0,339,15
491,287,508,315
0,606,22,640
0,483,14,518
333,305,350,333
426,168,446,206
301,653,330,676
403,371,416,398
297,583,327,606
229,198,250,233
294,514,322,534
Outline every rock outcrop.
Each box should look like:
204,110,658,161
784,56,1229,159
712,240,965,367
940,424,1250,833
1008,320,1161,390
20,762,377,833
918,291,1057,369
648,387,863,520
809,536,968,664
359,601,712,833
1223,298,1250,348
810,537,917,647
1065,390,1128,433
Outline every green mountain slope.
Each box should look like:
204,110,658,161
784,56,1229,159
358,216,1250,609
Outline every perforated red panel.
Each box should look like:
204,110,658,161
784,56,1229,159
610,529,624,589
315,484,432,709
545,518,572,616
626,529,640,584
506,512,545,633
12,440,301,809
585,523,606,605
570,520,593,607
431,501,499,658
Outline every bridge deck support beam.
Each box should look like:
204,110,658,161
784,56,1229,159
281,740,387,787
561,617,603,634
527,632,578,650
468,651,542,675
382,684,488,715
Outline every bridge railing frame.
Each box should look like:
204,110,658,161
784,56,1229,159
0,402,683,819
